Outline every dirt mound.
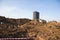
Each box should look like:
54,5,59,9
0,16,31,38
0,16,60,40
20,20,60,40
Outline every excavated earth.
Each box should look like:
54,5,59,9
0,16,60,40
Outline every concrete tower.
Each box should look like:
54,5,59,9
33,11,39,22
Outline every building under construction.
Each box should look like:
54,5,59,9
33,11,39,22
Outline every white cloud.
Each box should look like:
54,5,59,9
0,6,16,13
0,5,16,17
0,5,32,19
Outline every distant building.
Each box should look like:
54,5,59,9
33,11,39,22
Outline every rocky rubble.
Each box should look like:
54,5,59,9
0,16,60,40
0,16,31,38
20,20,60,40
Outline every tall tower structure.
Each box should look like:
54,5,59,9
33,11,39,22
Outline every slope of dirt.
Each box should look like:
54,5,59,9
0,16,60,40
20,20,60,40
0,16,31,38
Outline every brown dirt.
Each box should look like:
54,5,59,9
0,16,60,40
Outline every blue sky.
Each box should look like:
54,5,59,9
0,0,60,21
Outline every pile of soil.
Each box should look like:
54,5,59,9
0,16,31,38
0,16,60,40
22,21,60,40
